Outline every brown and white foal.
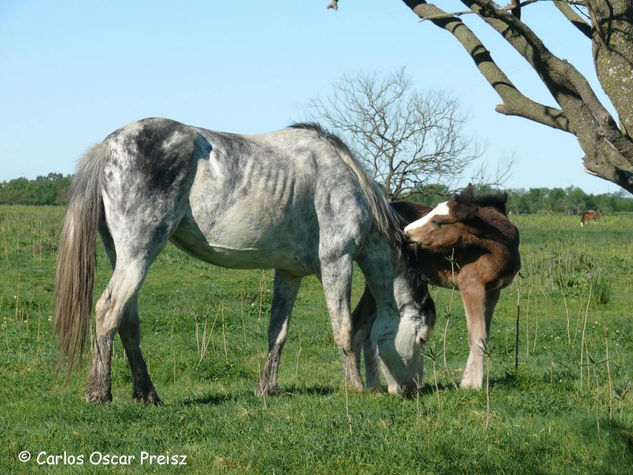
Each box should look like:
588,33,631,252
353,185,520,391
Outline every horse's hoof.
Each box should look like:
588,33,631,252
254,383,278,397
85,390,113,405
348,379,365,392
133,389,162,405
459,380,483,390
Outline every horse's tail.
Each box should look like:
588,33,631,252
55,143,108,378
290,123,403,246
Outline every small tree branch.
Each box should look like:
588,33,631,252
553,1,592,38
507,0,521,18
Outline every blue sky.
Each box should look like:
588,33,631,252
0,0,621,194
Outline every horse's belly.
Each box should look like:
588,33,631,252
170,215,313,273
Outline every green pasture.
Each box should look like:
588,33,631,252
0,205,632,473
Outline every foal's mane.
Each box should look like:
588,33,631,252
454,185,508,216
289,122,404,249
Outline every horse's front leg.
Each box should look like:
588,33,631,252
255,270,302,397
351,285,381,389
459,282,489,389
321,255,364,392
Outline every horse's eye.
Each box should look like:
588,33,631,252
431,219,443,228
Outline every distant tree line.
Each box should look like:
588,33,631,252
2,173,633,214
408,184,633,215
0,173,71,205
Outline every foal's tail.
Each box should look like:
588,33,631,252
54,143,108,378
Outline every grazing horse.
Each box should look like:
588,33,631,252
55,118,435,404
580,210,601,227
353,185,520,391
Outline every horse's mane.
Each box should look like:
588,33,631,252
454,184,508,216
290,122,352,158
289,123,404,249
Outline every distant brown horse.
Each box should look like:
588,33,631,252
353,185,520,391
580,210,601,227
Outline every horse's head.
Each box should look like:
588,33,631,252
403,184,511,248
372,258,437,395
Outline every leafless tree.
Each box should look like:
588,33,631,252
307,69,483,198
328,1,633,194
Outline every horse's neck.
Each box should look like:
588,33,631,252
391,257,417,310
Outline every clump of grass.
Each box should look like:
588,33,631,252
592,274,611,305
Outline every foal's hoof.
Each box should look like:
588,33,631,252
133,389,162,405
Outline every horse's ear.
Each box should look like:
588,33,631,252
454,183,475,204
451,201,477,222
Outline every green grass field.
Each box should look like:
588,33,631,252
1,205,632,473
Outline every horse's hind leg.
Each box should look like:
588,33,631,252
255,270,302,396
99,226,159,404
118,297,160,403
86,262,149,403
87,206,185,404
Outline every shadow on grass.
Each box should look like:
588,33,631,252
182,385,337,405
413,371,521,398
604,419,633,459
180,372,537,404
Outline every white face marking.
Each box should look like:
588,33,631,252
404,201,450,235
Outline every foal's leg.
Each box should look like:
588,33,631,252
459,282,488,389
484,289,501,341
100,227,159,404
255,270,302,396
321,255,364,391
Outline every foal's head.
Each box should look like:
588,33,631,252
403,184,511,249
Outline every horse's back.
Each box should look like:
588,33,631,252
99,118,375,274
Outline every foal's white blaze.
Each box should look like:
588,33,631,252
404,201,450,236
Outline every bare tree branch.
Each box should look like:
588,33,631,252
404,3,569,132
327,0,633,192
306,69,483,198
401,0,633,193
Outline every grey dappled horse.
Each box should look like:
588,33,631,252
55,118,435,404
